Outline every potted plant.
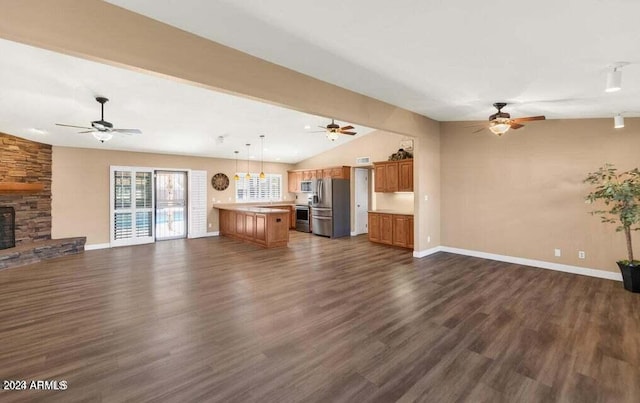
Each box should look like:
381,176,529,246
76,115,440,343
584,164,640,292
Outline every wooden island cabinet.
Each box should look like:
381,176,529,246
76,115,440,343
368,211,413,249
218,207,290,248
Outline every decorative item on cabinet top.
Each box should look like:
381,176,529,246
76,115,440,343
388,148,413,161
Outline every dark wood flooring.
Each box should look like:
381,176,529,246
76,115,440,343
0,232,638,402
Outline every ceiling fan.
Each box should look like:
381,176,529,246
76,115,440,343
56,97,142,142
475,103,546,136
311,119,357,141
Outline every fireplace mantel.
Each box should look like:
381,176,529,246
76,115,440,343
0,182,44,193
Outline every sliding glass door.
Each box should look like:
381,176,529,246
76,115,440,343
155,171,188,240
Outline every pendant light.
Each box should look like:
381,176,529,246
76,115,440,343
233,151,240,181
605,62,629,93
259,135,265,180
614,113,625,129
245,144,251,180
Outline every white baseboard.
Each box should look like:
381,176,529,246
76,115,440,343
89,233,220,249
413,246,443,258
189,232,219,238
439,246,622,282
85,243,110,251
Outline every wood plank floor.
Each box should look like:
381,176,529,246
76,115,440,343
0,232,639,402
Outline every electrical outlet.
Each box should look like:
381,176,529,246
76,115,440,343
427,236,431,243
554,249,561,257
208,223,212,228
578,251,586,259
424,195,429,201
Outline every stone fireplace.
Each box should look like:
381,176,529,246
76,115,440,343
0,206,16,250
0,132,85,269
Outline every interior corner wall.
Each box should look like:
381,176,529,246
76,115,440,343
51,146,293,245
413,120,441,252
441,118,640,273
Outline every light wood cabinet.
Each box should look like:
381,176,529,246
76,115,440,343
219,208,289,248
408,217,414,249
368,213,380,243
255,214,267,245
330,166,350,180
288,171,302,193
235,211,245,238
373,159,413,193
398,160,413,192
287,166,351,193
392,214,411,248
368,212,413,249
380,214,393,245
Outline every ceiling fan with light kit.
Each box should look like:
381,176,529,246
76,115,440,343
310,119,357,141
56,97,142,143
474,102,546,136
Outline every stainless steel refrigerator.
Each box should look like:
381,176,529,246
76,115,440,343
310,178,350,238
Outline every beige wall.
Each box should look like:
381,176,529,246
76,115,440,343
0,0,441,254
441,118,640,273
52,146,293,245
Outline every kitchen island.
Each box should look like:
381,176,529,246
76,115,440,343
217,206,290,248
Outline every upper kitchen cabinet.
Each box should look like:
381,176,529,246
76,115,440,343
288,166,351,193
373,159,413,193
398,159,413,192
287,171,302,193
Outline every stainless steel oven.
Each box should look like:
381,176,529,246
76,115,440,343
295,205,311,232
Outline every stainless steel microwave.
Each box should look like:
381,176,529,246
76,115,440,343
300,180,314,193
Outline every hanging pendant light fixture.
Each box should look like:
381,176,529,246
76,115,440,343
259,135,266,180
233,151,240,181
245,144,251,179
614,113,625,129
605,62,629,93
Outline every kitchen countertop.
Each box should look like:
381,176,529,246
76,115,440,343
368,210,414,215
213,202,295,209
215,206,290,214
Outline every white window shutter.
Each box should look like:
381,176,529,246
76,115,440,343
188,170,208,238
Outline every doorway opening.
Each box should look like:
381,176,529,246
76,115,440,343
155,170,188,240
354,167,370,235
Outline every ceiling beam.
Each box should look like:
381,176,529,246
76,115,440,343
0,0,436,138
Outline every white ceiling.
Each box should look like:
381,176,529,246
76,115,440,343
107,0,640,121
0,38,374,164
3,1,639,161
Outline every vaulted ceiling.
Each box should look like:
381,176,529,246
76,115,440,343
1,1,638,162
108,0,640,121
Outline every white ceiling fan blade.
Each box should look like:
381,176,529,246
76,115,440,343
78,130,97,134
56,123,93,130
113,128,142,135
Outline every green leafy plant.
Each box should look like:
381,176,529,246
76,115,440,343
584,164,640,265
